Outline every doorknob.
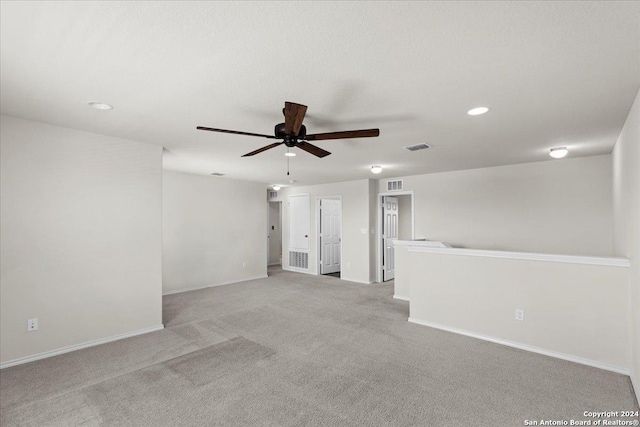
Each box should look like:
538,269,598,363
305,235,308,238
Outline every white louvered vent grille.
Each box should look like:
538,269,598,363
289,251,309,269
386,180,403,191
404,143,431,151
268,190,278,200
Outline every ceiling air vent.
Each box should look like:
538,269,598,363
386,180,403,191
404,143,431,152
210,172,225,176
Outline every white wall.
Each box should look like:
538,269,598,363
162,171,267,294
405,247,630,372
368,179,378,282
394,245,411,300
379,155,613,256
612,89,640,400
0,115,163,365
278,179,374,284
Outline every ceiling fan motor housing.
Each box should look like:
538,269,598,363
275,123,306,145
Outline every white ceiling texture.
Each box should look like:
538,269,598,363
1,1,639,187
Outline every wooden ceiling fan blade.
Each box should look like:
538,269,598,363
283,102,308,136
297,141,331,158
197,126,277,139
304,128,380,141
241,142,283,157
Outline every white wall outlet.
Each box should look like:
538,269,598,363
515,309,525,321
27,318,38,331
242,262,246,269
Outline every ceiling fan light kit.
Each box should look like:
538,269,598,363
197,102,380,158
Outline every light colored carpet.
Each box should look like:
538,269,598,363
1,267,638,426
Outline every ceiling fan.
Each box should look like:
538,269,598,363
197,102,380,158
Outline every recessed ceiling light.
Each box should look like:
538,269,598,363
272,185,281,191
88,102,113,110
549,147,568,159
371,165,383,174
284,152,296,157
467,107,489,116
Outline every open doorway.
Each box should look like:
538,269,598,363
268,201,282,266
317,196,342,278
377,191,414,282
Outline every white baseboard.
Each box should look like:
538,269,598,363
408,317,630,375
393,294,410,301
631,371,640,406
163,275,268,296
0,324,164,369
281,266,315,275
340,277,372,284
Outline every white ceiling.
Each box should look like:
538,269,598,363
2,1,639,187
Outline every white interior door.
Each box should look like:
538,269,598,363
383,196,398,281
268,202,282,265
320,199,341,274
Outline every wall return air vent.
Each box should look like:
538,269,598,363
268,190,279,201
289,251,309,269
386,180,403,191
404,143,431,152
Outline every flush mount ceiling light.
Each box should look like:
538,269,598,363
467,107,489,116
88,102,113,110
371,165,383,174
272,185,281,191
549,147,569,159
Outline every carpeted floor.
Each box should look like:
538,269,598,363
1,267,638,426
